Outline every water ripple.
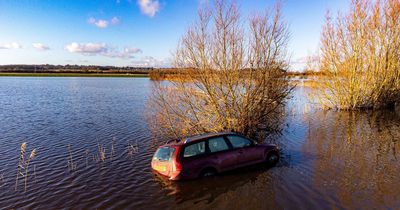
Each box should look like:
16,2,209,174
0,78,399,209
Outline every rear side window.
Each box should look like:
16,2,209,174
208,137,229,153
183,141,205,158
226,135,252,148
154,147,176,161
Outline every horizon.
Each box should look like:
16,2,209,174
0,0,347,70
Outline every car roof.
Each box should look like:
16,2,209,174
164,132,240,146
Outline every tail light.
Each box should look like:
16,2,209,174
172,160,182,172
169,146,182,180
172,146,182,172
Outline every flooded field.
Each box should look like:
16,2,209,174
0,77,399,209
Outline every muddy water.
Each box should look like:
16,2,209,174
0,77,399,209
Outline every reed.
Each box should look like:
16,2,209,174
67,144,77,171
15,142,37,191
25,149,36,191
0,171,4,188
97,143,106,162
111,137,116,161
85,149,89,168
127,140,139,157
15,142,26,191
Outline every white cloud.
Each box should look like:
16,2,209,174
32,43,50,51
103,47,142,59
65,42,108,54
125,47,142,54
137,0,160,17
88,17,121,28
111,17,120,25
87,17,109,28
88,17,96,24
0,42,22,49
65,42,142,59
95,20,109,28
131,56,170,67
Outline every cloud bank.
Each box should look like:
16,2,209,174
64,42,142,59
0,42,22,49
137,0,160,17
32,43,50,51
131,56,170,67
65,42,108,54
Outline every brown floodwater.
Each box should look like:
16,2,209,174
0,77,399,209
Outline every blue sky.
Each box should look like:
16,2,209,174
0,0,348,70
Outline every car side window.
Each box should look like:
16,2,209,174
226,135,252,148
183,141,206,158
208,137,230,153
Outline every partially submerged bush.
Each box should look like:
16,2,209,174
147,0,292,141
316,0,400,110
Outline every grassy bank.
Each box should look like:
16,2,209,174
0,72,149,78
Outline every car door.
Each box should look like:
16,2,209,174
180,141,207,178
206,136,238,171
225,135,261,166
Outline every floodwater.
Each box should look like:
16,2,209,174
0,77,399,209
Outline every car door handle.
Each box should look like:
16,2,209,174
238,150,244,154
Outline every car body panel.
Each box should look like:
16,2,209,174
151,132,279,181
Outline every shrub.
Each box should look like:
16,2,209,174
147,0,292,141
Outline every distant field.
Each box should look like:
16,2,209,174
0,72,149,78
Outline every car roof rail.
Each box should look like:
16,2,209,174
165,139,180,144
182,132,238,144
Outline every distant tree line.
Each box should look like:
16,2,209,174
0,64,154,74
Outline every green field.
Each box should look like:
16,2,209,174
0,72,149,78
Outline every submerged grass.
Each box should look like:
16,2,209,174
97,143,106,162
3,138,140,192
67,145,77,171
127,140,139,158
0,171,4,188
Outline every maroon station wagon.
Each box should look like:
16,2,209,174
151,132,280,180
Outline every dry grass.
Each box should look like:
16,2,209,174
15,142,37,191
315,0,400,110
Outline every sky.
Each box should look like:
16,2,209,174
0,0,348,70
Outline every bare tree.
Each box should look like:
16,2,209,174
147,0,292,141
316,0,400,110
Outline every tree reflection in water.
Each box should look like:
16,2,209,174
303,110,400,209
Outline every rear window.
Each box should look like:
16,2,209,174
227,135,252,148
208,137,229,153
183,141,205,158
153,147,176,161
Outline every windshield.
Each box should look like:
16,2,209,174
153,147,175,161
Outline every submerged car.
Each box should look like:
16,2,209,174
151,132,280,180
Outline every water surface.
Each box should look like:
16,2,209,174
0,77,399,209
